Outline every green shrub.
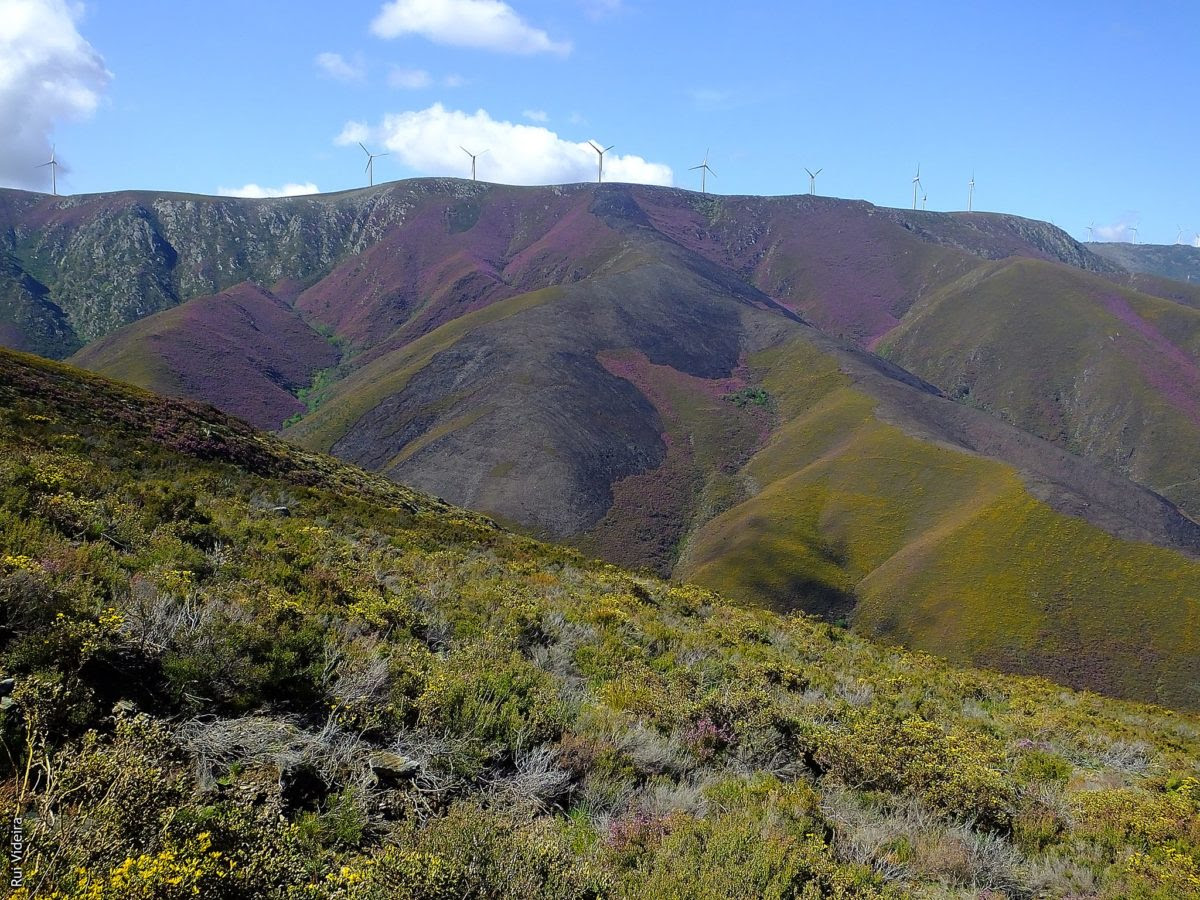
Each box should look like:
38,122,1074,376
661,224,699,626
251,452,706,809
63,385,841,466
417,646,567,751
367,803,609,899
1014,747,1072,784
616,777,889,898
815,710,1013,829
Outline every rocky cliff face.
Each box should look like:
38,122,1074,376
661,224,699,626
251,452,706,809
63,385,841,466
0,181,494,353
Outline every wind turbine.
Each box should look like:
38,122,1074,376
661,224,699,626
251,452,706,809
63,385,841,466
967,173,975,212
1130,225,1139,244
690,150,716,194
1087,222,1095,242
805,167,822,196
1177,225,1186,244
912,163,922,210
589,141,614,184
460,146,488,181
922,192,928,210
359,143,388,187
38,145,59,196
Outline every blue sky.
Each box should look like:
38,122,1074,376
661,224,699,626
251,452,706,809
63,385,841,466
2,0,1197,245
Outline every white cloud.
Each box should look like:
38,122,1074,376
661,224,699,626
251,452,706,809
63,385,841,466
315,52,366,83
336,103,672,186
1093,223,1133,243
388,66,432,89
217,182,321,199
523,108,548,122
443,73,467,87
336,121,372,146
1093,215,1141,243
0,0,111,191
370,0,571,56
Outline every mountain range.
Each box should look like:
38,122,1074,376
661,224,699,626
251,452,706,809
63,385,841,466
4,180,1200,709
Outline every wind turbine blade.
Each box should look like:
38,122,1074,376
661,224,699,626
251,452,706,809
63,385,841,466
589,141,601,153
689,164,703,170
708,169,717,178
377,152,390,157
604,145,614,152
365,161,372,173
359,142,370,156
480,149,489,156
814,168,822,176
461,146,471,156
36,161,51,168
805,168,814,178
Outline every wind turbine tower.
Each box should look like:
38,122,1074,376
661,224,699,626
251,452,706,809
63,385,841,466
359,143,389,187
805,167,822,195
967,173,975,212
589,141,614,184
460,146,488,181
1130,225,1139,244
1087,222,1095,242
38,146,59,196
1178,225,1186,244
912,164,922,210
690,150,716,194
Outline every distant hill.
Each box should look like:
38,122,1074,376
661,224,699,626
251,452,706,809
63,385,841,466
877,256,1200,516
70,281,340,429
1089,240,1200,284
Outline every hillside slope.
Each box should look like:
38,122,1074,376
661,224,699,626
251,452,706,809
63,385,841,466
678,333,1200,707
2,347,1200,898
69,281,341,429
878,257,1200,515
627,188,1116,347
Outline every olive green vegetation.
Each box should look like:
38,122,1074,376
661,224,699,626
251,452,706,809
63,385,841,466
675,336,1200,710
877,257,1200,517
63,332,184,400
3,348,1200,899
